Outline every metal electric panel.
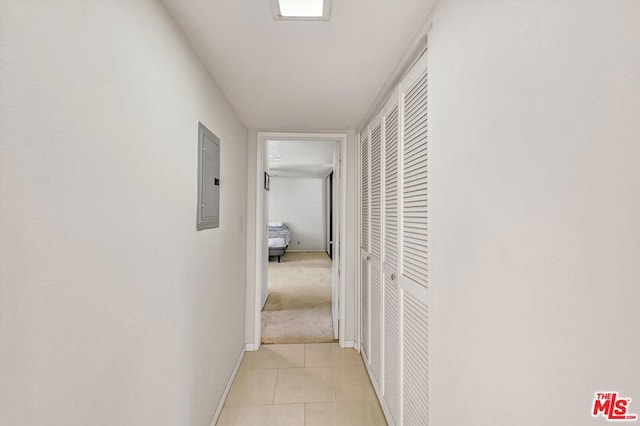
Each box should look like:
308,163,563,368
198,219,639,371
197,122,220,230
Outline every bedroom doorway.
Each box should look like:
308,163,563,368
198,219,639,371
262,139,337,344
251,132,347,348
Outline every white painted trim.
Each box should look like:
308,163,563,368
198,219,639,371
245,343,259,352
253,134,265,352
342,340,355,349
209,346,245,426
261,292,269,310
397,57,407,426
332,148,340,340
379,110,387,396
251,132,349,349
364,124,372,360
339,134,350,348
355,132,362,353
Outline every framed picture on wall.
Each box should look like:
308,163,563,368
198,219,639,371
264,172,270,191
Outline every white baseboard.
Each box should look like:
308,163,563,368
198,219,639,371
341,340,355,349
209,346,245,426
245,343,260,352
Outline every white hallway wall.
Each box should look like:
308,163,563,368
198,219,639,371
268,177,325,251
428,1,640,425
0,1,247,425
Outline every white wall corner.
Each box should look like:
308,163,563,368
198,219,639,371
209,346,245,426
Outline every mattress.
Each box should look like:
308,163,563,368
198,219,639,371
269,237,287,248
268,223,291,246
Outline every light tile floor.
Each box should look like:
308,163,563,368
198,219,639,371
217,343,387,426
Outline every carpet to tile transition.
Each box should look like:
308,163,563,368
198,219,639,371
261,252,336,344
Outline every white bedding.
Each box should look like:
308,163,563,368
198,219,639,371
269,237,287,248
268,224,291,248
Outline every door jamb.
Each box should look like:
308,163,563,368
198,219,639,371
251,132,348,350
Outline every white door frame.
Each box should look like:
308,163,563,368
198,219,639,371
251,132,348,350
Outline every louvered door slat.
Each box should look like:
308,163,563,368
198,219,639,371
403,221,428,229
404,164,428,177
404,120,428,138
404,118,428,136
404,109,428,127
404,243,429,256
404,193,428,201
404,89,428,111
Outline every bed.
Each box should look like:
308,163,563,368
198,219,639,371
268,223,291,262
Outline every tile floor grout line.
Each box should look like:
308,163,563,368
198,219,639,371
272,367,280,405
331,363,339,403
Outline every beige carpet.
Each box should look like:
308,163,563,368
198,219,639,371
261,252,336,344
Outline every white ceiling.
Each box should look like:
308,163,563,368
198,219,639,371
163,0,436,131
267,139,335,178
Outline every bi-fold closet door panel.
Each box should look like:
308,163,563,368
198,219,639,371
368,119,383,386
382,98,401,425
360,133,370,360
359,50,429,426
398,52,429,426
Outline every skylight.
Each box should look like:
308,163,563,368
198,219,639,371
271,0,331,21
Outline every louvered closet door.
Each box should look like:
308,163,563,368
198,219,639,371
360,132,370,359
368,119,383,386
359,51,429,426
399,51,429,426
382,100,401,425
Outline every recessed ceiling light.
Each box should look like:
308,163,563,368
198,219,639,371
270,0,332,21
280,0,322,17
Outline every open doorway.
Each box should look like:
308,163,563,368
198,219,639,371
262,139,337,343
250,132,347,349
